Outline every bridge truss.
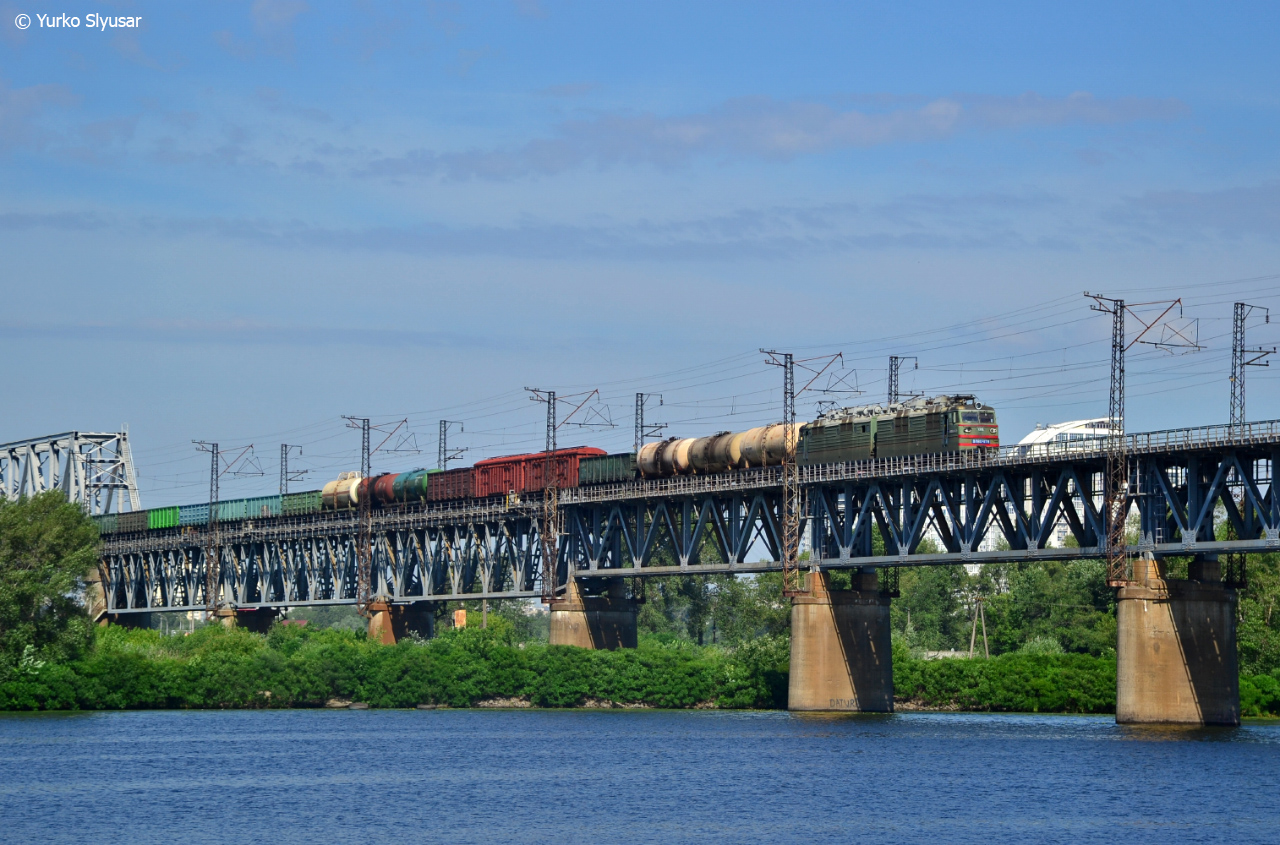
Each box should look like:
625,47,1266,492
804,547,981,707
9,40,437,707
2,431,140,514
99,420,1280,615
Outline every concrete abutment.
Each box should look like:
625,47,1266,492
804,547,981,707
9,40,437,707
788,569,893,712
1116,554,1239,726
549,579,638,649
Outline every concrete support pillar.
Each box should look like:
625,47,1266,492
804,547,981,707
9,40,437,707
106,612,152,629
788,569,893,712
549,579,638,649
86,569,108,626
367,601,435,644
211,608,278,632
367,601,395,645
1116,553,1239,726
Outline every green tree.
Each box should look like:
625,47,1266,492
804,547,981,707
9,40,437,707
1237,553,1280,675
0,492,99,673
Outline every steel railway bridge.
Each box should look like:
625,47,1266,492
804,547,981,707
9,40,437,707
97,419,1280,617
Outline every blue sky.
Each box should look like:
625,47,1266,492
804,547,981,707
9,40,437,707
2,1,1279,505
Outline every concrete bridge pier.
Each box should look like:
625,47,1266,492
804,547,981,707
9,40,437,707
788,568,894,712
213,607,278,633
367,601,435,644
549,578,638,649
106,612,153,629
1116,553,1239,726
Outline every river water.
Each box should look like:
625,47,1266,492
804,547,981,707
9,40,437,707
1,710,1277,843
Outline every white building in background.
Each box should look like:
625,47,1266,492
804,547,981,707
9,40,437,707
1015,418,1118,547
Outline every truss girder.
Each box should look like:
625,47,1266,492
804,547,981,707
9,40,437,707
99,438,1279,612
0,431,140,514
100,514,544,614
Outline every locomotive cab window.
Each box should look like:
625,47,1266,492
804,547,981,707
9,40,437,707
979,413,995,423
961,412,979,423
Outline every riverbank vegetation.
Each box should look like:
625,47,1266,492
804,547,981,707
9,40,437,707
0,491,1278,715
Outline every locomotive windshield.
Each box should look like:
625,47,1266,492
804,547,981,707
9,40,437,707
979,412,995,423
961,412,979,423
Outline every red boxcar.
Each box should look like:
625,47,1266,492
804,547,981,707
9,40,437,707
472,447,606,498
427,466,474,502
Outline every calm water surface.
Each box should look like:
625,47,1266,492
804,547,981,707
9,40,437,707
0,709,1277,844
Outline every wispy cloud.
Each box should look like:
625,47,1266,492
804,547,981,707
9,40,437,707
1114,182,1280,240
0,79,77,150
359,92,1188,180
0,194,1074,261
215,0,310,60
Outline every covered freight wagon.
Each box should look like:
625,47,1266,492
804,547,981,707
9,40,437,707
472,447,605,498
427,466,474,501
578,452,637,485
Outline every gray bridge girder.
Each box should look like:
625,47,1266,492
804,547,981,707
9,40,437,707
99,420,1280,613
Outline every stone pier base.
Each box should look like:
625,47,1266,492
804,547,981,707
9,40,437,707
549,579,638,649
788,569,893,712
106,612,153,629
367,601,435,644
211,607,278,633
1116,554,1239,726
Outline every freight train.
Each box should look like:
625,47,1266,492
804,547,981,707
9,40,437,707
94,395,996,535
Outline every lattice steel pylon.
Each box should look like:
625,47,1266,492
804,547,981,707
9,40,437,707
762,349,844,595
343,416,373,615
439,420,467,470
0,430,140,514
634,393,666,453
1230,302,1274,431
195,442,221,618
1086,296,1131,585
764,351,803,594
887,356,918,405
1086,293,1197,585
527,389,559,602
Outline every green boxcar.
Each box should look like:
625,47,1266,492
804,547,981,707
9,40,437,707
147,506,180,530
217,499,247,521
94,513,118,535
118,511,148,533
244,495,282,519
282,490,322,516
579,452,638,485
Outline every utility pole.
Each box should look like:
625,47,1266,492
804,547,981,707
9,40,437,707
968,597,989,659
343,416,373,616
523,387,605,602
195,441,220,619
280,444,306,495
887,356,917,405
1230,302,1274,431
1087,295,1130,586
634,393,666,453
763,351,802,595
526,389,559,602
1086,293,1193,585
438,420,467,470
761,350,844,596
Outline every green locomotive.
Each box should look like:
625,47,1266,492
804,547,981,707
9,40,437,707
798,394,999,465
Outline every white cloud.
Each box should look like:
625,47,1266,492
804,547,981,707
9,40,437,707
359,92,1188,180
